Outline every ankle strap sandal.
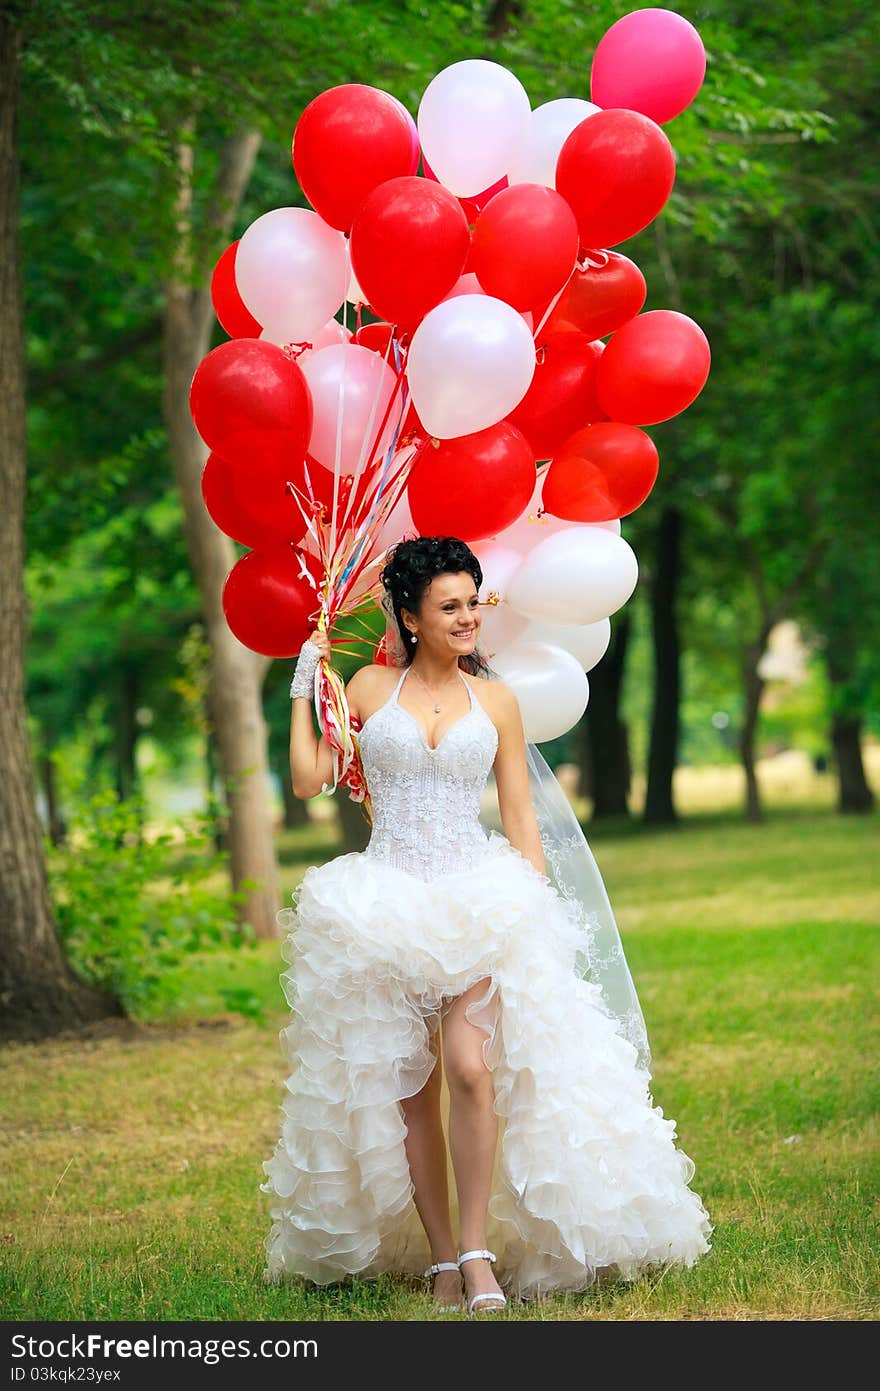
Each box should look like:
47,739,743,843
457,1249,507,1314
424,1260,463,1313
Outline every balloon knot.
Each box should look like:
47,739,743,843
579,247,610,270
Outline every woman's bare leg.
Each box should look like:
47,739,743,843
442,978,505,1309
400,1026,461,1306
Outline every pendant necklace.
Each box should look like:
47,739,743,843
409,664,459,713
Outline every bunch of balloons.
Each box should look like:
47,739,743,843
190,6,711,744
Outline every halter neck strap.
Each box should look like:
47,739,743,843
394,664,471,706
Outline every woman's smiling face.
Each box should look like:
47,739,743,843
401,571,481,654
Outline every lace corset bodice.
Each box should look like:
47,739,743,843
358,666,499,882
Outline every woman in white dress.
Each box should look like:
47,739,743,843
261,536,712,1314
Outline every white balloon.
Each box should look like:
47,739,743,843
491,640,589,742
507,526,638,626
300,344,399,475
418,59,531,196
407,294,535,439
235,208,347,342
507,99,601,188
471,538,523,595
479,601,530,658
523,616,611,671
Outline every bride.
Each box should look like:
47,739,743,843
261,535,712,1314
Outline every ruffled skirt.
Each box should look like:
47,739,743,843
260,832,712,1299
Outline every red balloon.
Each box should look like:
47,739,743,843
354,321,394,356
222,544,321,658
350,177,470,330
292,84,414,232
543,251,646,343
202,452,308,548
543,423,659,522
556,109,676,249
211,242,261,339
508,333,605,459
407,423,535,542
189,339,313,473
597,310,711,425
471,184,579,313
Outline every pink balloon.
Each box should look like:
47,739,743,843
443,272,484,300
235,207,347,343
406,294,536,440
591,8,706,125
260,316,351,356
299,343,400,474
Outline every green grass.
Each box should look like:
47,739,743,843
1,804,878,1320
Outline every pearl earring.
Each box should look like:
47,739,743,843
410,632,418,644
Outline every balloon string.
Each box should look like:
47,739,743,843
337,325,398,538
533,274,569,343
327,240,351,574
335,347,409,580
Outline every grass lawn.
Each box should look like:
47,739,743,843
2,791,878,1321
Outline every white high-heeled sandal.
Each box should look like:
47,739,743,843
424,1260,463,1313
457,1249,507,1314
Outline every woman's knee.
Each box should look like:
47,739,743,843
444,1043,493,1098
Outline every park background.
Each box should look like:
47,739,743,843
1,0,877,1320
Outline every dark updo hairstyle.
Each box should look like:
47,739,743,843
379,536,491,677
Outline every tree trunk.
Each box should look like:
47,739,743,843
161,128,282,938
823,621,875,815
643,505,682,824
740,640,767,824
831,713,875,814
737,534,826,825
576,613,632,818
40,748,67,846
0,16,121,1041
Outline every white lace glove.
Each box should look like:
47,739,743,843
289,638,322,700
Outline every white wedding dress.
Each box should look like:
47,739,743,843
261,665,712,1299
